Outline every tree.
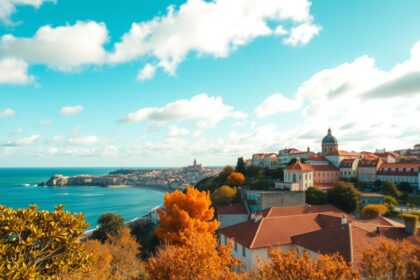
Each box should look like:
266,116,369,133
373,179,382,190
398,182,412,193
147,235,242,280
235,157,246,174
359,239,420,280
327,181,361,213
0,205,93,279
383,181,401,198
91,212,125,242
155,186,220,244
85,227,149,280
361,204,388,219
212,185,237,206
349,177,361,189
251,249,358,280
384,195,397,212
306,187,327,205
226,172,246,186
219,165,235,179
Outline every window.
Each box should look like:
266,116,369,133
242,246,246,257
234,242,237,252
224,236,227,245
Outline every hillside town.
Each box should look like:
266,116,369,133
40,159,221,190
208,128,420,269
246,128,420,191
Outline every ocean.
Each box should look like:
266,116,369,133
0,168,165,229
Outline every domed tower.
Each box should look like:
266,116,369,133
321,128,338,155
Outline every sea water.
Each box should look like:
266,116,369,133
0,168,165,229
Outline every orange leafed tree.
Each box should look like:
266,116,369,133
155,185,220,244
147,235,242,280
84,227,149,280
251,249,358,280
359,238,420,280
226,172,246,186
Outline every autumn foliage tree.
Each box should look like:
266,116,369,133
359,239,420,280
85,227,149,280
147,234,242,280
361,204,388,219
251,249,358,280
226,172,246,186
0,205,93,279
212,185,237,206
155,185,220,244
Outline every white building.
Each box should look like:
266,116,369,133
278,148,315,167
283,158,313,191
339,158,360,179
376,163,420,190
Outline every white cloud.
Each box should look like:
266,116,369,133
109,0,319,76
123,93,246,127
136,63,156,81
5,134,40,146
59,105,84,116
48,135,64,144
39,119,52,125
257,40,420,151
0,58,33,85
255,93,302,117
168,125,190,138
0,108,15,118
0,21,108,71
67,136,102,145
0,0,54,25
101,145,119,157
283,23,321,46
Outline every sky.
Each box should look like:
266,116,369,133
0,0,419,167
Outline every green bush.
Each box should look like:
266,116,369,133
327,181,361,213
306,187,327,205
91,212,125,242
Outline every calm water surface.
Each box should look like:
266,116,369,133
0,168,164,228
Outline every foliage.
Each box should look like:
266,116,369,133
359,239,420,280
147,234,242,280
349,177,361,189
226,172,246,186
373,179,382,189
85,227,149,280
384,195,397,212
130,220,159,258
220,165,235,179
212,185,237,206
0,205,93,279
327,181,361,213
235,157,246,174
91,212,125,242
383,181,401,198
306,187,327,205
400,214,419,234
361,204,388,218
155,186,220,244
251,249,358,280
398,182,412,193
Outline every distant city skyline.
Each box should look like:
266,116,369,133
0,0,419,167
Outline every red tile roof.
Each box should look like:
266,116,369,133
292,224,353,262
359,158,382,168
218,203,248,215
262,204,343,217
285,161,313,171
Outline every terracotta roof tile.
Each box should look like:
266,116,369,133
262,204,343,217
285,162,313,171
218,203,248,215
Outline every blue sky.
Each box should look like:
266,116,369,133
0,0,419,167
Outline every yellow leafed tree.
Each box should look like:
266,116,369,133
84,227,149,280
251,249,358,280
0,205,93,279
155,185,220,244
147,234,242,280
359,239,420,280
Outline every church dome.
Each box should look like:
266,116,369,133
322,128,338,145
